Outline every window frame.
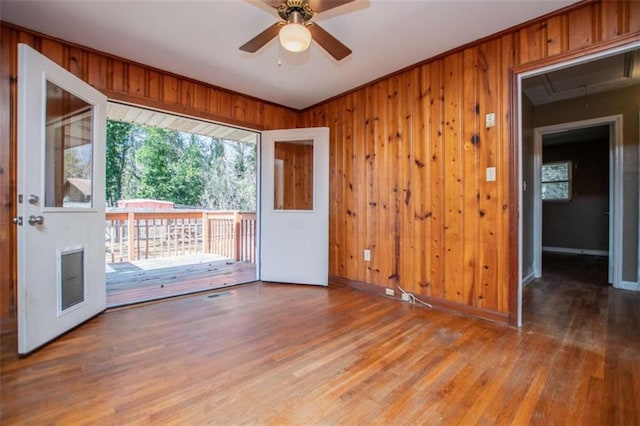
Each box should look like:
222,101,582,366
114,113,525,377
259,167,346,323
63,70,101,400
541,160,572,202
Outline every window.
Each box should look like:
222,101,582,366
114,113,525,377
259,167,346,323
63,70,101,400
541,161,572,201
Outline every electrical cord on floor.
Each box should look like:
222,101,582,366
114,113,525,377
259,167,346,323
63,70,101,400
397,284,433,308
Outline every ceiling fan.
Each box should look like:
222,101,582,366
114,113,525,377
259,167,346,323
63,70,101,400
240,0,355,61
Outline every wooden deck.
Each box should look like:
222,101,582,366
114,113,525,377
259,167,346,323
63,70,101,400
107,255,257,307
1,253,639,424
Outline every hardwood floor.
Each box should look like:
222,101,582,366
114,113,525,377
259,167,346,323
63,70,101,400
1,254,638,424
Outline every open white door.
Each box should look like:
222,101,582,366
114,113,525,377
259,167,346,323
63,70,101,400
17,44,107,355
260,127,329,286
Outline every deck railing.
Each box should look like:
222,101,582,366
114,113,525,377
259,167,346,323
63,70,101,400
105,210,256,263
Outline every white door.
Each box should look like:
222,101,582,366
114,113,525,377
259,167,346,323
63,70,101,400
260,128,329,286
17,44,107,355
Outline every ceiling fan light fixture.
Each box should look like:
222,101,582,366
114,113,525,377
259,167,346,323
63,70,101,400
278,10,311,53
279,22,311,52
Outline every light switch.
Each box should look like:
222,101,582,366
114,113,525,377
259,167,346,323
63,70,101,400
485,113,496,128
364,249,371,262
486,167,496,182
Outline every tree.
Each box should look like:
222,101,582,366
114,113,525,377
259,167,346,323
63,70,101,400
171,134,205,206
200,138,256,211
106,120,256,210
105,121,134,206
135,127,181,202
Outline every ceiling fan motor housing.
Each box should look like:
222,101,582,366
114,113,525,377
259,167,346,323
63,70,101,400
278,0,314,22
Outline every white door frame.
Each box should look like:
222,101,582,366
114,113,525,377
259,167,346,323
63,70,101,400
516,40,640,327
531,116,622,285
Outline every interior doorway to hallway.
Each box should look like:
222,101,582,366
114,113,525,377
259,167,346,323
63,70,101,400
516,42,640,326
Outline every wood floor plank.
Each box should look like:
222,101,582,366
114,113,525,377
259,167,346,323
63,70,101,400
106,259,256,307
1,253,639,425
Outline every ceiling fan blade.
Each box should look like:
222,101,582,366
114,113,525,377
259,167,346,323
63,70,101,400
239,23,283,53
308,23,352,60
308,0,355,13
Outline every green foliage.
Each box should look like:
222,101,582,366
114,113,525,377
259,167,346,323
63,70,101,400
105,120,134,206
200,138,256,211
106,119,255,210
135,127,181,201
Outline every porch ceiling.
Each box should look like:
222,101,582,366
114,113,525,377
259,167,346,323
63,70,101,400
107,103,258,144
0,0,576,110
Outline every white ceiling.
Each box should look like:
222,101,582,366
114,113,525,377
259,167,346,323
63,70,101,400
524,49,640,105
0,0,577,110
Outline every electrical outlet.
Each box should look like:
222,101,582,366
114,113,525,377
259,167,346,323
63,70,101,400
385,288,394,297
401,293,411,302
363,249,371,262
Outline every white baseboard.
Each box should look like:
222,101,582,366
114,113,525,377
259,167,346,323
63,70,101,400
542,246,608,257
522,271,536,286
615,281,640,292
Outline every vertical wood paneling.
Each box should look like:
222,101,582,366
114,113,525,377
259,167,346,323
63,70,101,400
518,21,546,63
352,90,367,282
366,83,381,285
67,46,85,79
180,81,194,109
428,60,445,299
329,99,344,278
477,39,500,310
545,15,568,57
462,47,479,307
87,52,108,90
398,70,412,292
384,76,400,287
233,94,247,122
148,71,162,102
402,68,421,294
342,93,356,279
629,0,640,33
303,1,637,319
600,0,622,40
411,66,428,294
111,61,125,94
442,52,464,303
568,5,595,51
218,91,233,119
40,38,64,67
207,88,220,116
499,33,516,313
127,64,146,97
192,84,207,112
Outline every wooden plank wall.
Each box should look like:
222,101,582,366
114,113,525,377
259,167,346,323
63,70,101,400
299,0,640,322
0,23,298,324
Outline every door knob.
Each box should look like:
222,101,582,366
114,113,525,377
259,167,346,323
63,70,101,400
28,194,39,205
28,215,44,226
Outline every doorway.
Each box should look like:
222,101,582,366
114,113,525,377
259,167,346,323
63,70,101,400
531,120,619,286
516,42,640,326
104,103,260,306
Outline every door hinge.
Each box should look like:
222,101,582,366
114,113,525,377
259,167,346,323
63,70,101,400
12,216,23,226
